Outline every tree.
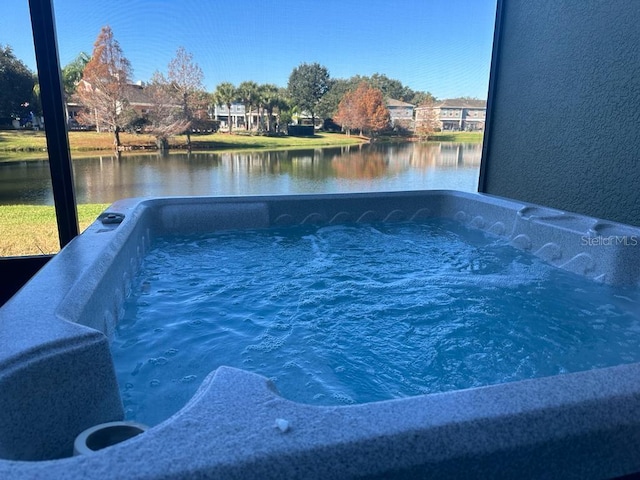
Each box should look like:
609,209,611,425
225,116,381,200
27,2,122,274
237,81,259,131
273,88,293,131
369,73,407,100
333,87,358,136
77,26,134,148
167,47,205,149
334,82,389,137
287,62,330,127
316,78,350,120
368,73,434,105
212,82,237,133
30,83,43,120
361,87,390,135
0,45,36,120
316,74,434,125
359,85,390,136
258,83,283,133
144,72,190,151
61,52,90,97
415,98,440,139
411,91,436,107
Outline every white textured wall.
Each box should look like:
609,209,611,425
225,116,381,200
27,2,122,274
481,0,640,226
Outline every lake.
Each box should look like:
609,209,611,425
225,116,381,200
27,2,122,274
0,142,481,205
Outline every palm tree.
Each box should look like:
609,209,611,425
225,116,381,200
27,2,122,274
212,82,237,133
237,81,259,131
61,52,90,98
258,84,281,133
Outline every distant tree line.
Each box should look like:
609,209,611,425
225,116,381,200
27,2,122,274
1,25,448,149
0,45,41,126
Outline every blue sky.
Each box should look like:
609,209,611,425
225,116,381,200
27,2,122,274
2,0,496,99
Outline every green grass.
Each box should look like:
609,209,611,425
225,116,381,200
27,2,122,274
0,130,49,152
189,132,365,150
0,130,364,159
0,204,109,256
0,130,156,152
426,131,484,142
0,130,483,162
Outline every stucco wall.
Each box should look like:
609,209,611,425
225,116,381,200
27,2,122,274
481,0,640,226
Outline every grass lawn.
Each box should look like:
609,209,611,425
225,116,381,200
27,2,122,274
426,131,484,142
0,130,482,161
188,132,365,150
0,130,49,152
0,204,109,256
0,130,364,157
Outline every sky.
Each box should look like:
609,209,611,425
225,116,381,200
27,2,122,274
1,0,497,100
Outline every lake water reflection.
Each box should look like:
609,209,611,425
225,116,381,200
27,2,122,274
0,142,481,205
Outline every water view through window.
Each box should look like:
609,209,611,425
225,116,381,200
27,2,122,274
0,1,497,255
0,143,481,205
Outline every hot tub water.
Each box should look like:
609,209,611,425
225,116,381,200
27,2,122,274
111,219,640,426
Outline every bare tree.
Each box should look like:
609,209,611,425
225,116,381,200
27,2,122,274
145,72,190,152
167,47,205,149
415,99,440,139
77,26,133,148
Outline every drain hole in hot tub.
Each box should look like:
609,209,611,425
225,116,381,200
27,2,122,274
74,421,148,455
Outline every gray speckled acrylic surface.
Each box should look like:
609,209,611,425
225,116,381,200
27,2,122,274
481,0,640,227
1,191,639,479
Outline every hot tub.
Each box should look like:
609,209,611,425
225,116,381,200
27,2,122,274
1,190,639,479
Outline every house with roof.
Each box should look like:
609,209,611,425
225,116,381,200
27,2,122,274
385,98,415,130
66,81,157,130
415,99,487,132
211,103,282,132
67,81,215,132
211,102,247,130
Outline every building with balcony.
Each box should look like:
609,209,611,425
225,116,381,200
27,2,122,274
415,99,487,132
385,98,415,130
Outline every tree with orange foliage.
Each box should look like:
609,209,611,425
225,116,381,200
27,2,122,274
334,87,357,136
334,82,389,137
77,26,133,148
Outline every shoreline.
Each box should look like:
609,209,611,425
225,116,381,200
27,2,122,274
0,130,483,161
0,131,365,156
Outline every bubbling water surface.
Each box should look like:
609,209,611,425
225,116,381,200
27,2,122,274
111,219,640,426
